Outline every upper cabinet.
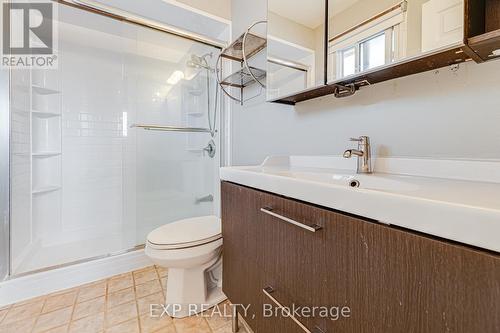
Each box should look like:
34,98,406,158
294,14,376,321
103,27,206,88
266,0,500,105
466,0,500,61
266,0,327,102
327,0,464,83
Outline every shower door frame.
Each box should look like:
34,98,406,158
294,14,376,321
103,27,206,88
0,70,10,281
2,0,227,280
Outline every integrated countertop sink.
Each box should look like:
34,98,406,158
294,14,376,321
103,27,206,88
221,156,500,253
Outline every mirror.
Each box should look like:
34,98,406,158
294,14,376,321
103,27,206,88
327,0,464,83
267,0,326,101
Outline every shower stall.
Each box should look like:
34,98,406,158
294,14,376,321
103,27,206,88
1,0,225,279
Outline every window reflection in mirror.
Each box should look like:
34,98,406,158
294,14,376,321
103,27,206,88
327,0,464,83
267,0,326,100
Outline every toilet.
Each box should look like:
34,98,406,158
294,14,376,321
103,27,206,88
145,215,226,318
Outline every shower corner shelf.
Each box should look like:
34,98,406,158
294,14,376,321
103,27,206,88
31,110,61,118
220,32,267,62
32,151,62,157
32,85,61,95
32,185,61,195
220,66,266,88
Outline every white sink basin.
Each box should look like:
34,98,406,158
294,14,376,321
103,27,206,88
267,169,420,193
221,156,500,253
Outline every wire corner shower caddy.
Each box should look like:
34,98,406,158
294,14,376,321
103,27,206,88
216,21,267,105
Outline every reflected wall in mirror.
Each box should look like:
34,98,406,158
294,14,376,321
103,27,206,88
267,0,326,101
327,0,464,83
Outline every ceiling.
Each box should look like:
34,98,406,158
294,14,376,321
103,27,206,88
268,0,325,29
269,0,363,29
329,0,363,16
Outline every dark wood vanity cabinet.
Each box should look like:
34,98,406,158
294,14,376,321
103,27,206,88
221,181,500,333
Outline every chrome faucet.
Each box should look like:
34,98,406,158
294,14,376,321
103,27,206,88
343,136,372,174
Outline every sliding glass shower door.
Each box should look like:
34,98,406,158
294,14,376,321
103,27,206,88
9,2,220,275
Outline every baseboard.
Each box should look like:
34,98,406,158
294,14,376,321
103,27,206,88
0,249,152,306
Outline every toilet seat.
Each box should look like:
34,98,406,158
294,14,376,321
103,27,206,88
147,215,221,250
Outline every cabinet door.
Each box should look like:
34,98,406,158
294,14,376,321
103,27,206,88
221,182,261,328
323,212,500,332
222,182,285,332
258,191,330,333
422,0,464,52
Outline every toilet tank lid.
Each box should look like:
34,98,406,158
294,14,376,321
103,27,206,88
147,215,221,246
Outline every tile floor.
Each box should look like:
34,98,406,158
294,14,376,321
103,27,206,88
0,266,248,333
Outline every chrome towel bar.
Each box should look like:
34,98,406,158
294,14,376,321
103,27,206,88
130,124,211,133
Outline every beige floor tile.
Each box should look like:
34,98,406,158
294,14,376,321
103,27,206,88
72,296,105,320
44,324,70,333
139,313,173,333
107,287,135,309
152,325,177,333
2,300,44,325
204,303,233,331
136,292,164,315
77,281,107,303
33,306,73,333
12,295,46,307
105,318,140,333
173,316,212,333
133,267,158,285
69,312,104,333
135,279,162,298
213,322,249,333
0,317,36,333
105,301,137,327
107,274,133,294
160,277,168,291
0,308,8,323
155,266,168,278
0,304,11,311
43,290,77,313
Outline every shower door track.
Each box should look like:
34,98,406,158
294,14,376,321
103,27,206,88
7,245,146,280
55,0,226,49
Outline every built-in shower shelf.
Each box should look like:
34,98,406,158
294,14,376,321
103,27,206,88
187,111,204,117
32,85,61,95
32,186,61,195
187,89,203,96
31,110,61,118
32,151,62,157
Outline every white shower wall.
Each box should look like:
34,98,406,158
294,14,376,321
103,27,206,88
10,3,221,275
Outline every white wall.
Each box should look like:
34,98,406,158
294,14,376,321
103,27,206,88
230,0,500,166
173,0,231,20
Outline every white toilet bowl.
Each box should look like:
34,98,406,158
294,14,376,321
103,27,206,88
145,215,226,318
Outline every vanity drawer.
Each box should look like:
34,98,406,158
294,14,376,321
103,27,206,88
257,190,333,332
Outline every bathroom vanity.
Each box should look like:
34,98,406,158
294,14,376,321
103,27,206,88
220,156,500,333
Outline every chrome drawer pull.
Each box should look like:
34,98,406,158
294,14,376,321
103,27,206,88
262,286,325,333
260,207,322,233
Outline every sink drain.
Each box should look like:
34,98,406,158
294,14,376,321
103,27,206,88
349,179,360,188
